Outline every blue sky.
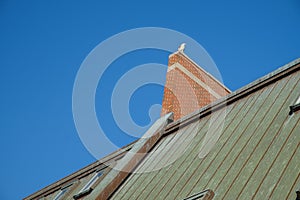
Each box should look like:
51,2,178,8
0,1,300,199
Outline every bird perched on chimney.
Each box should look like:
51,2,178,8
178,43,186,52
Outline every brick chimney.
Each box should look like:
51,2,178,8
161,44,231,121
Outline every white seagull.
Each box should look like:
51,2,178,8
178,43,186,52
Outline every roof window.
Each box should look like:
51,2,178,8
73,171,103,199
183,189,214,200
53,182,74,200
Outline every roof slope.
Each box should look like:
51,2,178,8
24,58,300,200
109,59,300,199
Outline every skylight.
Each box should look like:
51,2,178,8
53,187,68,200
79,171,103,193
73,171,103,199
53,183,73,200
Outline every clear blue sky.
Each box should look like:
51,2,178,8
0,1,300,199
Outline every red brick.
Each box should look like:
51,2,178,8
161,52,230,121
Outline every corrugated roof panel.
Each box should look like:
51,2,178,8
177,85,271,197
112,135,171,199
24,58,300,200
116,121,204,200
112,92,254,199
137,122,209,200
207,75,294,198
148,111,236,200
286,172,300,199
249,106,300,198
135,135,172,173
262,119,300,199
165,97,250,200
113,92,246,199
231,74,300,199
111,67,300,199
145,122,199,173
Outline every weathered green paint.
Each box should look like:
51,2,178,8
25,59,300,200
112,68,300,199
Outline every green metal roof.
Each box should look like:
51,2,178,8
109,60,300,199
25,58,300,200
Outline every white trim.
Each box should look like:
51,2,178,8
296,95,300,105
169,51,231,93
168,63,222,99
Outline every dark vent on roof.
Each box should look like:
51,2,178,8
289,96,300,115
296,190,300,200
290,104,300,115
